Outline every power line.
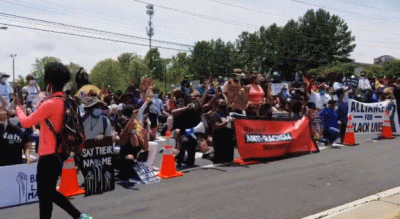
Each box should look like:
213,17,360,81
331,0,400,14
289,0,400,24
0,12,193,47
0,22,190,52
0,0,182,39
130,0,259,29
209,0,285,17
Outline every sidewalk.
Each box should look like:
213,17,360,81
303,187,400,219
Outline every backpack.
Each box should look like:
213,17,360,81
46,95,85,159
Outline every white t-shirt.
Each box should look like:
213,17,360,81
22,85,39,103
309,91,332,110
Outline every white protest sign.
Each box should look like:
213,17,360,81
271,83,289,96
348,99,400,136
0,163,38,208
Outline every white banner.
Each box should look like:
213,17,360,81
0,163,38,209
271,83,289,96
348,99,400,135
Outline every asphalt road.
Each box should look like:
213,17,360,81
1,135,400,219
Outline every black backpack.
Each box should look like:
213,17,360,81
46,95,84,159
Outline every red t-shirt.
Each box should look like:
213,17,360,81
17,92,65,157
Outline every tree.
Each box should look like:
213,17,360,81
90,59,125,92
31,56,61,90
127,54,151,89
168,52,191,85
297,9,356,71
145,48,165,80
191,39,235,79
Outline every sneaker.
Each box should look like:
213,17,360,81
79,213,92,219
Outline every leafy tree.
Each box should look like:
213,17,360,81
90,58,125,92
127,54,150,89
145,48,165,80
168,52,191,84
118,52,134,74
364,60,400,78
191,39,235,79
31,56,61,90
297,9,356,71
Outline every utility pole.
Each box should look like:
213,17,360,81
10,54,16,88
146,4,154,50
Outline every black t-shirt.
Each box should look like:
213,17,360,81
173,103,202,130
0,124,29,166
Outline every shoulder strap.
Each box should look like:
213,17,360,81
103,116,107,135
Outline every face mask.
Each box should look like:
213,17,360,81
91,108,103,118
9,116,19,126
29,80,36,86
320,90,326,95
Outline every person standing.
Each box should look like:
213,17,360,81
0,72,13,104
0,108,31,166
22,74,40,111
16,62,91,219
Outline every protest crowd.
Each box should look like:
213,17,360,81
1,65,400,176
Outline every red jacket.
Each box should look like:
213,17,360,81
17,92,65,157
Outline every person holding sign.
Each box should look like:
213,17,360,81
15,62,91,219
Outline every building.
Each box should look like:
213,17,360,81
373,55,396,65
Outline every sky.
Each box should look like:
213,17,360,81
0,0,400,83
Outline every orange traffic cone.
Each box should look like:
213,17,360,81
343,115,357,146
381,110,394,139
234,157,263,165
157,131,184,179
57,158,85,197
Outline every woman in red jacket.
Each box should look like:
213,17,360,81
16,63,91,219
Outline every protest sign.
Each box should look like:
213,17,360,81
131,162,159,184
226,85,248,111
0,163,38,208
271,83,289,96
80,137,115,196
234,117,318,161
348,99,400,135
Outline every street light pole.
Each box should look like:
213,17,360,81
10,54,16,87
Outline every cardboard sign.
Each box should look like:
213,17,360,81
225,85,248,111
234,117,319,161
132,162,159,184
0,163,38,208
80,137,115,196
271,83,289,96
348,99,400,135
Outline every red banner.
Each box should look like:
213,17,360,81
234,117,319,160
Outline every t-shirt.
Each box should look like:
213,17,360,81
83,115,113,140
173,104,202,130
0,82,13,103
309,91,332,110
0,124,29,166
320,107,339,131
22,85,39,103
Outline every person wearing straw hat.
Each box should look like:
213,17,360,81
82,97,113,141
